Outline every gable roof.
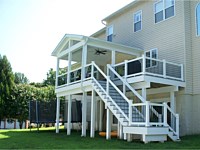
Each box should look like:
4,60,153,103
102,0,141,22
51,34,144,57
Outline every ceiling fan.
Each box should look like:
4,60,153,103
95,49,107,55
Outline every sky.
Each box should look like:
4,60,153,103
0,0,133,83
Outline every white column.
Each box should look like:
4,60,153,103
111,50,116,65
56,97,60,133
67,52,72,84
142,88,146,116
55,58,60,87
95,99,98,131
67,95,72,135
119,123,123,139
142,88,147,100
106,108,112,140
90,90,96,138
170,91,176,129
170,91,176,113
99,100,103,132
82,92,87,137
81,44,87,81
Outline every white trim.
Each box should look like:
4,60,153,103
133,10,142,33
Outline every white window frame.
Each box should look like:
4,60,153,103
133,10,142,32
145,48,158,68
154,0,175,24
196,3,200,36
107,25,113,42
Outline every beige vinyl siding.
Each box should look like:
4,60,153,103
106,1,193,93
183,1,193,94
92,31,106,40
191,1,200,94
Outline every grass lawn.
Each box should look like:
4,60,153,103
0,127,200,149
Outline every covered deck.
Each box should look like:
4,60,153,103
52,34,185,93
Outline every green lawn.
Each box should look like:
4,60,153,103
0,127,200,149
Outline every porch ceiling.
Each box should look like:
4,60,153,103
51,34,144,58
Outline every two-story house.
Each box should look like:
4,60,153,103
51,0,200,143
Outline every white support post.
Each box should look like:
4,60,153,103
111,50,116,65
124,60,128,78
176,114,180,138
119,123,123,139
106,76,110,98
67,95,72,135
95,99,98,131
170,91,176,128
55,58,60,87
82,92,87,137
142,55,146,74
91,61,94,78
163,59,166,78
145,101,150,127
56,97,60,133
163,102,168,126
123,82,126,95
81,44,87,81
129,100,132,125
90,90,96,138
142,88,146,115
106,108,111,140
142,88,147,100
67,52,72,84
170,91,175,113
99,100,103,132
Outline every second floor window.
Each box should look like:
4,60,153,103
134,11,142,32
197,3,200,36
107,26,113,42
155,0,175,23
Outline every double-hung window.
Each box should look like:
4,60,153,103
134,11,142,32
107,25,113,42
155,0,175,23
145,49,158,68
196,3,200,36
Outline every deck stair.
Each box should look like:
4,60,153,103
89,61,180,143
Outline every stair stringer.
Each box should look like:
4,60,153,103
91,79,129,126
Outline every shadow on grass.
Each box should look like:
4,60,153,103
0,128,200,149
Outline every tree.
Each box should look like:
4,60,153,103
14,72,29,84
0,55,15,122
43,68,56,86
10,84,56,129
43,68,66,86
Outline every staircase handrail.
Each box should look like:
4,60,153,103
92,62,132,105
92,77,129,122
107,64,145,103
91,62,130,121
165,103,179,137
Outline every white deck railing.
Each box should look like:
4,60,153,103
55,61,179,139
114,55,184,81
